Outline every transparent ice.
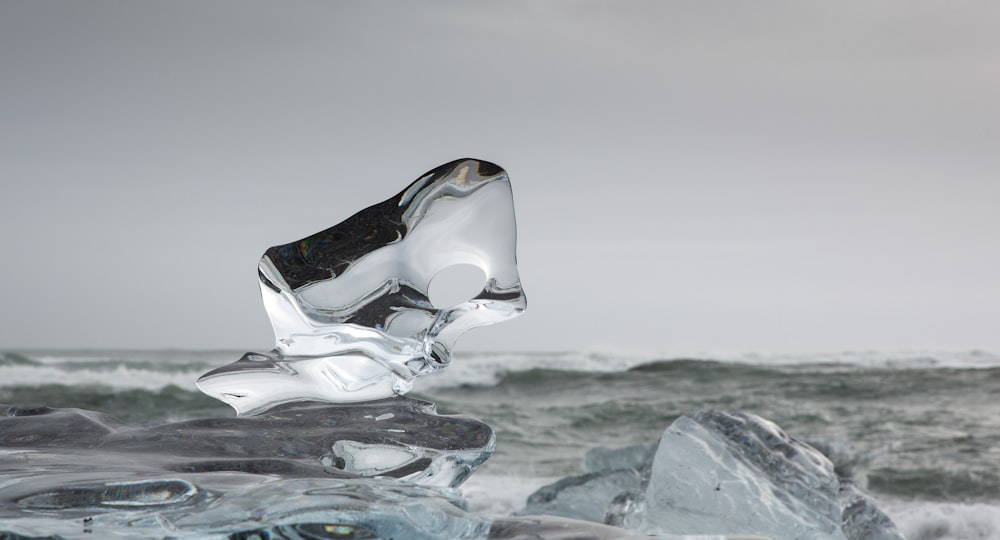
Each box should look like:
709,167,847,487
197,159,526,415
620,412,905,540
0,403,686,539
0,159,534,538
522,411,904,540
0,159,907,539
521,444,652,523
0,400,500,537
520,413,905,540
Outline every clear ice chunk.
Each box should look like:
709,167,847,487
621,412,904,540
520,413,905,540
522,469,644,524
197,159,526,415
521,444,653,523
839,482,907,540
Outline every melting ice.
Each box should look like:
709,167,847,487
0,159,905,539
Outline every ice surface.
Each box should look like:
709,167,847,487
1,403,712,539
490,515,770,540
0,401,490,537
1,398,494,489
1,473,492,539
198,158,526,415
520,413,904,540
621,412,905,540
521,444,652,522
0,157,911,539
522,469,643,523
623,412,844,539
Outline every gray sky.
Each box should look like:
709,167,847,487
1,1,998,354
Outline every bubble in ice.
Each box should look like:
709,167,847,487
197,159,527,415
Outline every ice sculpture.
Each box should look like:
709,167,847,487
197,159,526,415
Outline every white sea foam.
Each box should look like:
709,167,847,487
3,349,998,392
0,351,220,390
460,472,559,516
883,499,1000,540
0,364,204,391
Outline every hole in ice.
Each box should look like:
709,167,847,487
428,264,486,309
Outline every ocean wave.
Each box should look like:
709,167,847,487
732,349,1000,370
0,352,39,366
4,349,998,394
0,363,206,391
883,499,1000,540
870,467,1000,501
0,384,231,424
419,349,1000,392
0,350,235,390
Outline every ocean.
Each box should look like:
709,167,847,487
2,349,999,539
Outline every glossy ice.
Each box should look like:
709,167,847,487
0,404,700,539
198,159,526,415
622,412,905,540
0,159,533,538
0,400,495,538
519,412,904,540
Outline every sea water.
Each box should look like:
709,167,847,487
2,349,999,539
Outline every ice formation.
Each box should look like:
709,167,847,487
0,398,673,538
1,398,493,487
197,158,526,415
0,400,499,536
623,412,847,539
521,444,652,522
0,159,908,539
0,159,535,538
525,412,905,540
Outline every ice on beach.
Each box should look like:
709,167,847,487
3,473,493,539
623,412,844,538
0,397,494,490
623,412,905,540
523,469,643,523
522,413,904,540
0,399,496,537
197,158,526,415
1,405,721,539
521,444,652,522
0,158,921,539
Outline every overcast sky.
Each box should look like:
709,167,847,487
1,1,998,355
